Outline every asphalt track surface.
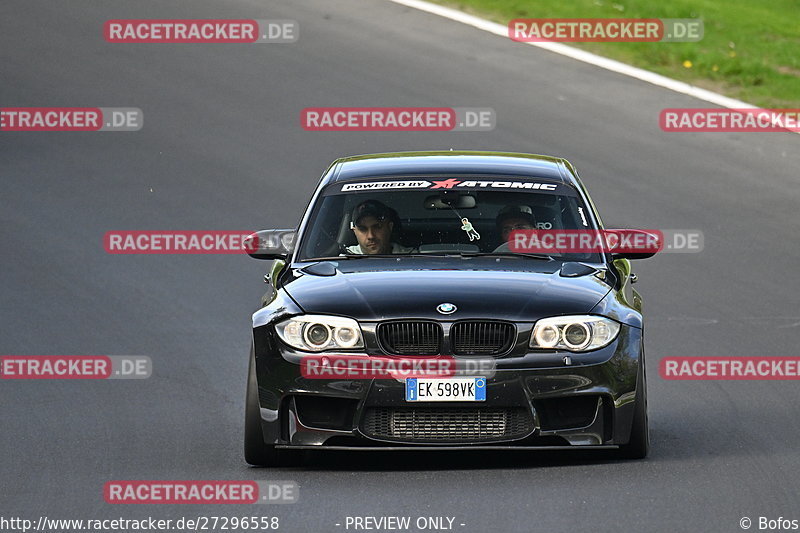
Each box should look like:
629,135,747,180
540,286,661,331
2,1,800,532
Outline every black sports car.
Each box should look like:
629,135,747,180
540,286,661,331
244,151,653,466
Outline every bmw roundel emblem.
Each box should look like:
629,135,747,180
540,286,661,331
437,303,457,315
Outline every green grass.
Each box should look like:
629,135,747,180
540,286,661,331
434,0,800,108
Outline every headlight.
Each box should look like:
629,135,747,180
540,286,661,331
530,316,620,352
275,315,364,352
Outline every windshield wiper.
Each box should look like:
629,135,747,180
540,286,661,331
302,254,427,261
302,252,554,261
301,255,371,261
458,252,555,261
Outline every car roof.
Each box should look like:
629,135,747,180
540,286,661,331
324,151,578,187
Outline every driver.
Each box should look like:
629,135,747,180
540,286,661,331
493,205,536,252
345,199,416,254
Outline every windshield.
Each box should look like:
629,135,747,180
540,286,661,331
296,176,601,262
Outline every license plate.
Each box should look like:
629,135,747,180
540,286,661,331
405,377,486,402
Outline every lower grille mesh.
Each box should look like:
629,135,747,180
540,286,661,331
361,407,534,442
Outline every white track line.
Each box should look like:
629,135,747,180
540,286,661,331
390,0,758,110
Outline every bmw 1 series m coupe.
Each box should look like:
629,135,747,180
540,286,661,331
243,151,653,466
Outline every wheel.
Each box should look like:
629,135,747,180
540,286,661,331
244,351,303,467
615,360,649,459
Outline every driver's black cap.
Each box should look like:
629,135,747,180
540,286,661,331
351,200,393,225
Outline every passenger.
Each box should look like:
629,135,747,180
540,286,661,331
346,200,416,254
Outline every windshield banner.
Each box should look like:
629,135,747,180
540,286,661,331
330,178,568,194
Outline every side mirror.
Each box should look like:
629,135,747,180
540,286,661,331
606,229,661,260
612,251,657,260
243,229,296,260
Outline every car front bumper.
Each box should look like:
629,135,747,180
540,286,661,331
252,324,643,449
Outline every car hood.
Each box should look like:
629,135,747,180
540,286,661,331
282,263,612,321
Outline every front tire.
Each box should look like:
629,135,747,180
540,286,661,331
615,361,649,459
244,350,302,467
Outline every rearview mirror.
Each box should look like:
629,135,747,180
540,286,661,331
424,193,476,209
243,229,296,260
